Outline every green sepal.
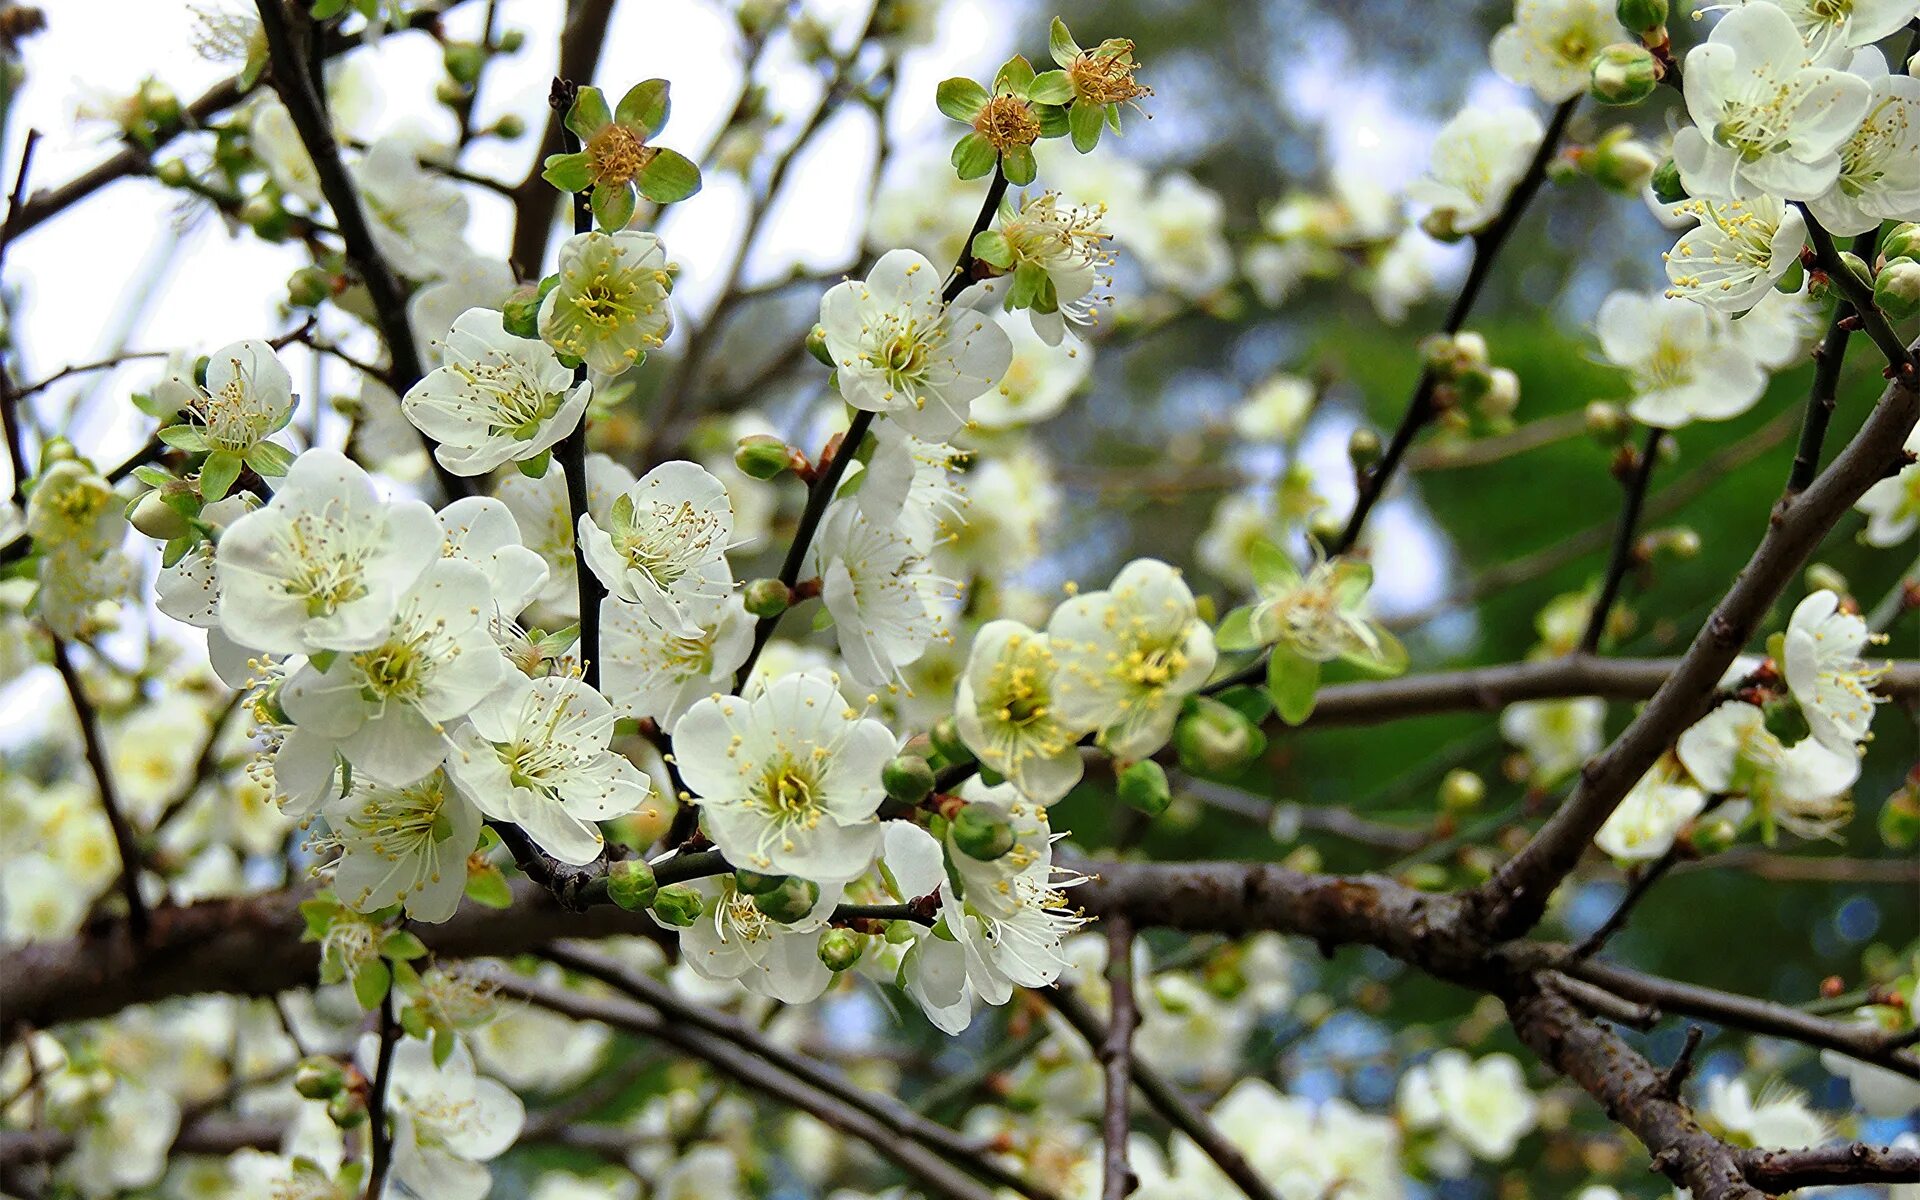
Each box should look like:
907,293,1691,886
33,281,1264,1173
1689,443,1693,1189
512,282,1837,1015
616,79,670,135
1340,628,1409,678
515,449,552,478
245,440,294,477
131,465,175,489
310,0,348,18
1049,17,1081,67
1037,104,1072,140
199,451,242,502
351,958,391,1010
995,54,1036,95
1008,261,1048,309
160,534,196,569
1267,646,1321,726
380,929,428,961
592,180,637,231
1000,144,1037,186
610,491,636,530
541,151,593,194
308,650,338,673
1213,605,1261,652
1028,69,1074,105
157,424,209,452
399,1004,430,1039
952,132,997,180
432,1025,456,1067
1212,684,1274,726
564,85,613,140
465,863,513,908
1069,101,1106,153
937,77,990,122
636,148,702,204
971,229,1014,270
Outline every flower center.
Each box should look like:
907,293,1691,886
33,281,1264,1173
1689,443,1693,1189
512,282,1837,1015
759,761,821,818
974,94,1041,150
1069,42,1150,106
587,123,656,187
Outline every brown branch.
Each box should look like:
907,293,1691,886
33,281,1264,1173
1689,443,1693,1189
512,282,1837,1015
1099,917,1138,1200
1739,1142,1920,1190
1801,210,1916,377
505,0,616,278
361,992,399,1200
1788,231,1876,492
1579,426,1663,654
1473,354,1920,941
50,637,149,942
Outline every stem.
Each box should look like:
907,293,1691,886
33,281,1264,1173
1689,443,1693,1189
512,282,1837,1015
1579,425,1663,654
547,79,602,689
1800,211,1915,376
361,992,399,1200
1099,917,1138,1200
50,637,150,942
1788,229,1878,492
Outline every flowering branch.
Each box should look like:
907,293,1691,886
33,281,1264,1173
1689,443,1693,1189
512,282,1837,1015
1800,210,1916,377
505,0,616,277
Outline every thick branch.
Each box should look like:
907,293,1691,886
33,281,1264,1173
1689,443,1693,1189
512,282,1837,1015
1738,1143,1920,1190
1099,918,1138,1200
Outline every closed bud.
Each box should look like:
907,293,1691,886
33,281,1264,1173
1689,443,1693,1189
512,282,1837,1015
1649,157,1687,205
287,266,332,309
950,803,1016,860
1480,367,1521,420
1307,509,1346,546
1590,43,1659,105
1686,817,1739,857
651,883,704,927
1879,786,1919,850
1659,526,1701,558
1347,428,1382,472
1589,127,1658,193
1173,696,1260,777
239,193,282,236
1873,257,1920,321
492,113,526,139
1837,250,1875,292
1585,400,1628,444
154,158,190,187
742,577,791,618
806,324,835,366
752,876,821,923
882,755,936,805
137,79,180,129
733,869,787,896
1439,768,1486,812
606,860,658,912
130,490,190,540
929,717,972,765
434,78,467,106
443,42,486,85
326,1089,367,1129
1402,863,1451,892
734,434,793,480
1117,759,1172,817
1804,562,1848,597
1880,223,1920,263
293,1056,347,1101
1616,0,1667,34
501,282,548,340
496,28,526,53
818,928,866,972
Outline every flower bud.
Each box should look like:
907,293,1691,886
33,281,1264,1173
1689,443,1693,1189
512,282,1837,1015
1117,759,1172,817
1879,785,1919,850
493,113,527,140
752,875,821,923
733,434,792,480
434,78,467,106
293,1056,347,1101
501,281,548,340
1616,0,1667,34
1439,768,1485,812
442,42,487,85
326,1089,368,1129
1881,223,1920,263
1657,526,1701,558
818,928,866,972
1804,562,1848,597
287,266,332,309
606,859,658,912
496,28,526,53
1402,863,1451,892
1686,817,1739,857
882,755,936,805
1585,400,1628,444
950,803,1016,861
732,869,786,896
929,717,972,765
130,490,190,540
1649,157,1686,205
154,158,190,187
1873,257,1920,321
1588,128,1658,193
240,193,285,238
741,577,791,619
1479,367,1521,421
806,324,835,367
1590,43,1659,106
1173,696,1260,777
1347,428,1382,472
651,883,704,927
1307,509,1346,547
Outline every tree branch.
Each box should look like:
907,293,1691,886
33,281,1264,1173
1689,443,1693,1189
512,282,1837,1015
1788,230,1877,492
1099,917,1138,1200
1580,426,1663,653
50,636,149,942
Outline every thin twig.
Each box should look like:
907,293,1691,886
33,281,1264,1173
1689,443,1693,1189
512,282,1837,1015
1787,230,1876,492
361,992,400,1200
1800,210,1916,376
50,637,150,941
1580,425,1663,654
1100,918,1138,1200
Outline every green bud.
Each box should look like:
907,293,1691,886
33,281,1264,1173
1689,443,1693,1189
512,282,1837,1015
752,876,822,923
1401,863,1451,892
1173,696,1260,777
733,869,787,896
929,717,972,765
240,193,284,237
496,29,526,53
1590,43,1659,106
1649,157,1687,205
1658,526,1701,559
434,78,467,106
1480,367,1521,421
950,803,1016,861
293,1056,347,1101
1117,759,1172,817
130,490,190,540
1307,510,1345,547
153,158,190,187
444,42,487,85
1880,223,1920,263
287,266,332,309
1347,428,1382,472
882,755,937,805
1585,400,1628,444
1439,768,1485,812
1804,562,1849,597
733,434,793,480
1616,0,1668,34
1838,251,1875,293
742,577,791,618
493,113,527,140
1589,127,1659,193
1687,817,1739,857
606,860,658,912
1873,257,1920,321
326,1089,367,1128
501,282,548,340
817,928,866,972
651,883,704,927
806,324,835,366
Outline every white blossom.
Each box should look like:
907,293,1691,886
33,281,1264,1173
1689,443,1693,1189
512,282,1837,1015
1783,589,1886,752
1853,421,1918,546
580,460,736,636
1490,0,1626,101
402,307,591,477
1594,290,1767,428
1595,763,1712,861
1807,49,1920,234
1049,559,1217,760
355,138,472,281
601,594,754,729
1407,107,1544,239
326,769,481,921
1397,1050,1540,1173
675,871,843,1003
954,620,1091,804
809,497,957,690
1663,194,1807,311
1706,1076,1828,1149
1677,700,1860,839
1500,696,1606,784
357,1034,524,1200
539,231,675,376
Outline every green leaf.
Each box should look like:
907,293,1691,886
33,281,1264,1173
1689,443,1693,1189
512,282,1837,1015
1049,17,1081,67
1028,69,1074,105
351,958,391,1010
995,55,1036,95
1008,261,1047,309
541,151,593,194
636,148,702,204
310,0,348,18
380,930,428,961
951,132,997,181
199,451,242,502
160,534,195,569
157,424,209,452
1267,646,1321,726
245,440,294,477
465,864,513,908
971,229,1014,270
592,181,637,231
936,77,991,123
616,79,671,135
564,85,613,140
1069,101,1106,153
1213,606,1261,652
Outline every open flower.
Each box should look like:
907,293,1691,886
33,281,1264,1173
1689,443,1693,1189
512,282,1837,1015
402,308,591,477
1407,106,1544,240
326,769,482,922
1595,761,1712,862
967,191,1113,345
356,1034,524,1199
1397,1050,1540,1174
954,619,1091,804
600,593,753,729
155,338,296,495
818,249,1014,439
538,231,675,376
542,80,701,231
1048,18,1151,151
937,56,1069,184
436,495,550,625
1762,0,1919,61
1050,558,1217,760
1677,700,1861,841
447,674,650,864
281,559,509,785
1854,421,1918,546
497,453,635,622
1807,49,1920,236
1671,2,1871,201
215,448,440,656
1594,290,1767,428
579,460,735,636
1783,589,1887,752
1500,696,1605,785
354,138,472,282
1490,0,1626,102
1705,1076,1828,1150
809,497,957,690
1663,194,1807,312
676,871,844,1003
673,670,897,883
